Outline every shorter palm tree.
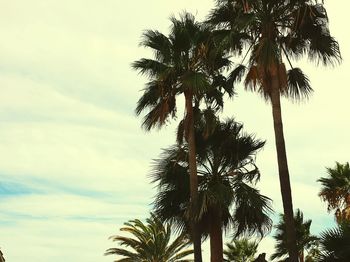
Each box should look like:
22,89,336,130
317,222,350,261
271,209,319,262
152,118,272,262
105,213,193,262
224,238,258,262
318,162,350,223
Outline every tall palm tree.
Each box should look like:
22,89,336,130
224,238,258,262
271,209,319,262
318,162,350,223
133,13,232,261
151,118,272,262
105,213,193,262
317,222,350,262
208,1,341,260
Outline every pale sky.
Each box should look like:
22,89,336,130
0,1,349,261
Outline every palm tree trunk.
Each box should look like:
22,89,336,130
209,210,223,262
299,251,304,262
185,92,202,262
270,75,299,262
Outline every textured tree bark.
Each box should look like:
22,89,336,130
209,211,223,262
270,74,299,262
185,92,202,262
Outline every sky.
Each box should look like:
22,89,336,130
0,1,348,261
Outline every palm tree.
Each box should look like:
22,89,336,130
133,13,232,261
105,213,193,262
208,1,341,260
318,162,350,223
317,222,350,261
224,238,258,262
271,209,319,262
151,118,272,262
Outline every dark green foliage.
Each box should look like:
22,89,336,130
207,0,341,100
318,162,350,222
224,238,258,262
318,222,350,262
286,68,312,101
208,2,340,260
133,12,232,131
271,209,319,261
151,118,272,238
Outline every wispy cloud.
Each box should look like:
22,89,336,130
0,0,348,261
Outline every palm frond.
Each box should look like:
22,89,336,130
140,30,172,62
318,162,350,215
285,67,313,100
232,181,273,237
318,222,350,261
271,209,319,261
228,64,247,87
140,95,176,131
131,58,169,78
308,34,341,66
180,72,211,95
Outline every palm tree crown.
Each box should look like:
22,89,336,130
318,162,350,223
224,238,258,262
271,209,319,262
317,222,350,262
208,0,341,98
151,118,272,261
105,214,193,262
133,12,231,131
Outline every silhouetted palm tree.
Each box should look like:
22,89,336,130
105,213,193,262
151,118,272,262
133,13,231,261
317,222,350,262
208,1,341,260
318,162,350,223
224,238,258,262
271,209,319,262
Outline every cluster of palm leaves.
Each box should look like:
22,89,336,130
271,209,319,262
317,221,350,261
315,162,350,261
224,238,259,262
106,0,341,261
105,161,350,261
105,214,193,262
151,119,272,260
318,162,350,223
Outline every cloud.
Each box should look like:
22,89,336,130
0,0,348,261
